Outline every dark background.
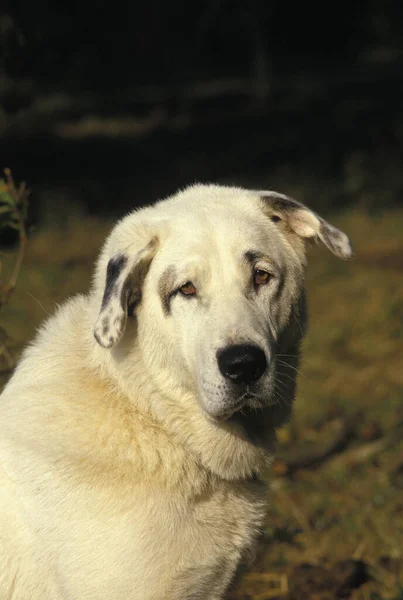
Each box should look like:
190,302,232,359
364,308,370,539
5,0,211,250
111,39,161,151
1,0,403,219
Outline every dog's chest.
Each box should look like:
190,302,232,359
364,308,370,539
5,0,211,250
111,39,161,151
52,475,267,599
162,477,268,598
142,477,267,595
177,475,267,551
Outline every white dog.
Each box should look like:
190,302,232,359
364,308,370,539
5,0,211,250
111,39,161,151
0,185,352,599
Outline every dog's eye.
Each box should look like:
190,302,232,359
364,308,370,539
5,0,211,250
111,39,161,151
179,281,196,296
254,269,271,285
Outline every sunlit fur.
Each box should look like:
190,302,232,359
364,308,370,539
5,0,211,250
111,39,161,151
0,184,352,599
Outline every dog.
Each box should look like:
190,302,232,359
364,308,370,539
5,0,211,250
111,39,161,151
0,184,352,599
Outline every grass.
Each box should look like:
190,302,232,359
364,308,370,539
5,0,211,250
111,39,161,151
0,205,402,599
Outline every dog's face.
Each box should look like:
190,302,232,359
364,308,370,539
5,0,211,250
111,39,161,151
93,185,353,422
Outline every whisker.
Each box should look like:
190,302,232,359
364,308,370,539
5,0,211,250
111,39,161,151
294,315,305,338
277,360,307,379
276,371,297,383
276,353,314,367
272,383,290,408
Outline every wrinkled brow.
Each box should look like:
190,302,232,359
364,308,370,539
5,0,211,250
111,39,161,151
244,250,280,271
158,266,177,315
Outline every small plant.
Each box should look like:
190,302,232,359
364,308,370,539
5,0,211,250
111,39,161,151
0,168,30,372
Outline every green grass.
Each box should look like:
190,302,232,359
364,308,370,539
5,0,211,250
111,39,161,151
1,206,402,599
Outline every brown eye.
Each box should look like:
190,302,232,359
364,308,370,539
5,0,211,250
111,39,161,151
254,269,271,285
179,281,196,296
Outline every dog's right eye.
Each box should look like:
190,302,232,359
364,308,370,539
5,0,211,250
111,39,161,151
179,281,197,296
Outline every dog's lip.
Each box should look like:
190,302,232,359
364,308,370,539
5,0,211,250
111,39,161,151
206,393,263,421
211,392,280,421
204,397,246,421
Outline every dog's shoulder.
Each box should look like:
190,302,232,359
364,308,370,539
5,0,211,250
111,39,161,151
2,294,92,399
0,291,193,491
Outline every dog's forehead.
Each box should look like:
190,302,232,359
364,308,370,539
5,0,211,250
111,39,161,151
154,196,286,269
162,184,259,210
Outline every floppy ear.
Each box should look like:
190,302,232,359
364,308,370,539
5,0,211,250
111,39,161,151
260,191,353,260
94,238,158,348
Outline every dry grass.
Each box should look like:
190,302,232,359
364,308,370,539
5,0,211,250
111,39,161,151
0,205,402,599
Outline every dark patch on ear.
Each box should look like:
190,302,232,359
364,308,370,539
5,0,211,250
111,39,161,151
261,194,301,213
120,252,154,315
261,191,354,260
320,222,340,250
94,330,102,346
319,221,354,259
102,316,109,336
158,266,177,315
94,238,158,348
127,291,142,317
101,255,128,309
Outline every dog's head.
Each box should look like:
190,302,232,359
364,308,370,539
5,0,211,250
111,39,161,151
93,185,352,424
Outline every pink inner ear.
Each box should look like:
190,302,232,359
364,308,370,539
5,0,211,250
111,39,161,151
291,209,320,238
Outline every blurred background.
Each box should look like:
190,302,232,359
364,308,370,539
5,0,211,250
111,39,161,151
1,1,403,598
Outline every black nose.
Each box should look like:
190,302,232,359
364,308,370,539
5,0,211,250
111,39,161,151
217,344,267,385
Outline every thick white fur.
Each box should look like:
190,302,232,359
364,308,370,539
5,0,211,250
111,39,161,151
0,184,352,599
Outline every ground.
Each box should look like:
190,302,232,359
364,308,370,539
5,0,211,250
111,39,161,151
0,205,402,600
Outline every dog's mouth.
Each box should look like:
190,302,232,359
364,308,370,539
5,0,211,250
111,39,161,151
210,390,269,421
213,404,244,421
202,385,282,445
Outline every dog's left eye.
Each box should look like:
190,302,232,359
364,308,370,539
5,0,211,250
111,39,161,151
254,269,271,285
179,281,197,296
